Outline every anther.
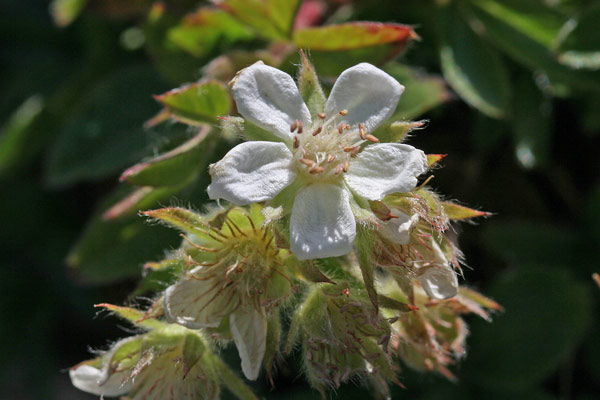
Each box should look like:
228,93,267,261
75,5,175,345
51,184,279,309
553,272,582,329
312,126,322,136
343,161,349,172
365,134,379,143
293,136,299,148
338,124,345,134
326,154,336,163
334,165,343,175
297,121,303,134
343,146,359,152
309,165,324,174
339,109,348,116
317,113,326,119
290,120,298,132
300,158,315,167
358,123,367,140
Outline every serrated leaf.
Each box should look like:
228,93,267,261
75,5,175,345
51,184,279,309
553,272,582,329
442,201,490,220
94,304,164,330
167,8,254,58
384,63,451,120
220,0,301,40
155,81,231,126
298,51,326,119
120,127,214,186
438,4,510,118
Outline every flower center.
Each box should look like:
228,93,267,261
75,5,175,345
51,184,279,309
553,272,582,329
289,110,378,180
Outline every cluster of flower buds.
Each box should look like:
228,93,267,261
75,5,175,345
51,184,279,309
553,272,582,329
70,56,498,398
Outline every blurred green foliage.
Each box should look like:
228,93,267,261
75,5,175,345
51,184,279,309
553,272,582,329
1,0,599,398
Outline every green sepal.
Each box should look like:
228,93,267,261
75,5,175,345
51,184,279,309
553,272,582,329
378,294,415,313
182,332,206,378
94,303,165,331
211,353,259,400
140,207,210,238
298,51,326,119
263,309,281,380
373,120,427,143
442,201,491,220
356,227,379,312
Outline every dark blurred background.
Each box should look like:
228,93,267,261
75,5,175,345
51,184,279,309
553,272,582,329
1,0,599,399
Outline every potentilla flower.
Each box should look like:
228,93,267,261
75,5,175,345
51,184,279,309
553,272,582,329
207,62,428,260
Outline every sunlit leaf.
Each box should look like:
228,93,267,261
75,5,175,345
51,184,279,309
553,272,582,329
94,303,164,330
442,201,490,220
155,81,231,126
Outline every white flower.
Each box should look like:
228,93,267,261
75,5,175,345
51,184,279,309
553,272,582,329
416,238,458,300
378,208,420,244
208,62,428,260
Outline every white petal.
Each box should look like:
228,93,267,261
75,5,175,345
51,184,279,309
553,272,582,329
345,143,427,201
325,63,404,133
378,209,419,244
70,365,133,397
207,141,296,205
164,268,233,329
233,62,311,141
290,183,356,260
230,306,267,381
418,266,459,300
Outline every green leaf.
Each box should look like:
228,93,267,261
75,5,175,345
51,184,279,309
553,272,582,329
120,128,215,187
0,95,44,177
465,266,592,389
68,185,184,284
469,0,600,92
287,23,418,77
438,4,511,118
293,22,417,51
384,63,450,120
46,65,168,187
511,73,552,168
220,0,301,40
298,51,326,119
155,81,231,126
554,4,600,70
167,8,254,58
50,0,88,27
